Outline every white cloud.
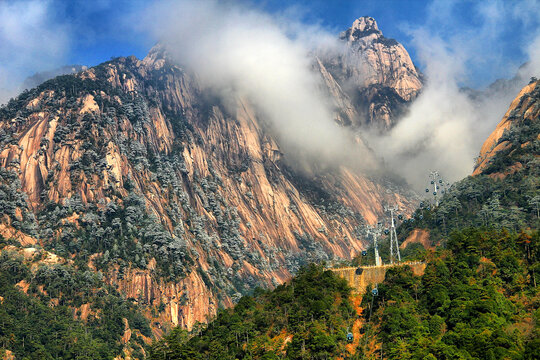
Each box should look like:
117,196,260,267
0,0,70,104
369,0,540,190
140,0,376,170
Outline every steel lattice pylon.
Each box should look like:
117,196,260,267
385,206,401,264
366,223,383,266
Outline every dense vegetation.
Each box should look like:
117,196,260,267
150,80,540,358
363,228,539,359
150,264,357,359
0,241,150,359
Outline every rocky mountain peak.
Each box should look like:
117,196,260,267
325,16,422,129
340,16,382,43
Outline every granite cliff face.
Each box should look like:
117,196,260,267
320,16,423,129
0,43,415,331
473,79,540,176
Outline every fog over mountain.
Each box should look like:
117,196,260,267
137,0,540,189
2,0,539,190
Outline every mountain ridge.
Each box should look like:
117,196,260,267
0,27,417,335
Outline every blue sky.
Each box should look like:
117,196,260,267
60,0,540,87
53,0,433,67
1,0,539,101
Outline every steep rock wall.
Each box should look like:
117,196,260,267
0,45,415,330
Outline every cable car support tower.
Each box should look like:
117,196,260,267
366,223,383,266
385,206,401,264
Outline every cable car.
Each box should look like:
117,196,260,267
372,288,378,296
439,179,443,183
361,250,367,256
426,206,430,210
384,229,389,235
431,180,434,184
419,215,424,220
398,214,403,220
433,192,437,196
347,332,354,342
425,188,429,192
419,201,424,207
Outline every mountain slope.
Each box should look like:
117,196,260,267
149,264,357,360
473,79,540,176
0,43,414,333
394,79,539,248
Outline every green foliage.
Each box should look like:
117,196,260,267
150,264,356,359
363,229,539,359
0,251,151,359
399,168,539,245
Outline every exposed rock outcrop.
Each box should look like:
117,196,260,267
0,40,415,331
473,79,540,176
320,16,423,129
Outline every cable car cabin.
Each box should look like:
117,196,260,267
431,180,434,184
398,214,403,220
419,215,424,220
433,192,437,196
384,229,389,235
347,332,354,343
372,288,378,296
425,188,429,192
361,250,367,256
439,179,443,183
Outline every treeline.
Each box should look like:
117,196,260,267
363,228,539,359
0,245,150,359
150,264,357,359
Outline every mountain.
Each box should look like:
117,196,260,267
150,80,540,360
0,28,416,342
473,78,540,176
319,16,423,130
21,65,88,91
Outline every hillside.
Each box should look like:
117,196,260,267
150,80,540,360
151,228,539,359
150,264,357,359
0,242,151,359
395,79,539,246
0,15,420,346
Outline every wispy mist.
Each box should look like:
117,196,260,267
370,0,540,189
0,0,70,104
140,0,376,171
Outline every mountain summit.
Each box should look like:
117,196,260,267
321,16,423,129
339,16,382,41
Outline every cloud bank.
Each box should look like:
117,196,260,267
369,0,540,189
0,0,70,104
140,0,376,172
